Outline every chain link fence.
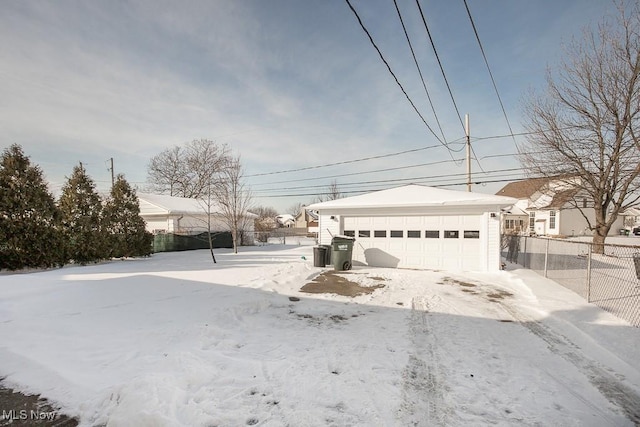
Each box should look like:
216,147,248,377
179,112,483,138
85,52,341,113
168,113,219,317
254,228,317,245
503,235,640,327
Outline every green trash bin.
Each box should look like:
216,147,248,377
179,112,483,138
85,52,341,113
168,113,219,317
331,236,355,271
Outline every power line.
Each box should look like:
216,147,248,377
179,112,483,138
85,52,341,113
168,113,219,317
462,0,518,149
250,158,462,187
248,148,546,189
344,0,451,152
246,127,574,182
252,167,524,195
258,175,530,199
392,0,447,143
245,142,462,178
414,0,465,133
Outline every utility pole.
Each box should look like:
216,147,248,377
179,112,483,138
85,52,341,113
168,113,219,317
109,157,115,188
465,113,471,192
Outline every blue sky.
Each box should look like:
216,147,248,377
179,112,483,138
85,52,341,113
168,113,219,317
0,0,616,211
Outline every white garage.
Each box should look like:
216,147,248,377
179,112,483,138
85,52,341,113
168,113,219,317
307,184,516,272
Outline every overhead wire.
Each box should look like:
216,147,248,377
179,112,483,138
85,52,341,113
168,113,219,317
259,175,532,199
246,141,465,178
344,0,455,157
252,167,525,195
414,0,465,133
462,0,518,150
392,0,447,143
250,158,463,187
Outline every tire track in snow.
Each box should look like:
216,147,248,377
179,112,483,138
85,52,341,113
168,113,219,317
498,302,640,424
398,296,452,426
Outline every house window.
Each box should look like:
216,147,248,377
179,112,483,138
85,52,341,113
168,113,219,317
444,230,459,239
425,230,440,238
549,211,556,229
583,198,587,208
390,230,403,238
464,230,480,239
358,230,370,238
506,219,524,231
407,230,421,238
374,230,386,238
529,212,535,231
344,230,355,237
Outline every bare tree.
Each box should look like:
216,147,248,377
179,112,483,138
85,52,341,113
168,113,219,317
253,205,278,243
212,156,253,254
315,180,342,203
521,1,640,251
287,202,304,217
147,139,230,198
147,146,185,196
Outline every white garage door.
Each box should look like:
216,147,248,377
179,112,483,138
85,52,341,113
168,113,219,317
342,215,486,271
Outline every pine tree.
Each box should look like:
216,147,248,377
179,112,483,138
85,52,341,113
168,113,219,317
59,165,105,264
0,144,65,270
103,174,153,258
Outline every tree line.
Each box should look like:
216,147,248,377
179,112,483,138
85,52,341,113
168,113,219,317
0,144,152,271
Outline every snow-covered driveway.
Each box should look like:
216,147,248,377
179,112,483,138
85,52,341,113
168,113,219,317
1,245,639,426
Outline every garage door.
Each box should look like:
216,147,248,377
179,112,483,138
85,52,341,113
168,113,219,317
342,215,485,270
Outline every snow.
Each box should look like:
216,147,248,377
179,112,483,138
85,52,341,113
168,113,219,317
1,245,640,426
306,184,517,210
137,193,213,215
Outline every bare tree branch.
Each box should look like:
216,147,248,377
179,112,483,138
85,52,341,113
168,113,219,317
147,139,230,199
521,1,640,250
211,156,253,254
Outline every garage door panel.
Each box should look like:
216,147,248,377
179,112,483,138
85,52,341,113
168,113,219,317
342,214,487,271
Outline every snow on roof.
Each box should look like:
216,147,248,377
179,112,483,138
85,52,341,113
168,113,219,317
621,207,640,216
138,193,259,217
306,184,517,211
138,193,220,215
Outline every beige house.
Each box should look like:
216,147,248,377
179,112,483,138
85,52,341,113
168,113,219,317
496,177,623,237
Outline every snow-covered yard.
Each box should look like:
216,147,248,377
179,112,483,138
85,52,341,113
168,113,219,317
1,245,640,426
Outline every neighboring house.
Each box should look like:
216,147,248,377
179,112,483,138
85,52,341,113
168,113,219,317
137,193,256,250
495,177,623,237
620,207,640,234
276,214,296,228
294,208,319,234
306,184,515,271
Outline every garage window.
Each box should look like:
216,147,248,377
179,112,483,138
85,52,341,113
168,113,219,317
390,230,403,238
359,230,370,238
425,230,439,238
344,230,355,237
374,230,387,238
464,230,480,239
444,230,459,238
407,230,421,238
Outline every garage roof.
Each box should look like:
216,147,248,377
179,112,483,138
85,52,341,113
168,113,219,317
307,184,516,210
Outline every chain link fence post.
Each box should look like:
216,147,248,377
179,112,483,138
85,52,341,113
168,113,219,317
586,243,592,303
544,238,550,278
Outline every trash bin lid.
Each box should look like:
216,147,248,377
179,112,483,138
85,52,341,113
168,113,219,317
332,235,356,241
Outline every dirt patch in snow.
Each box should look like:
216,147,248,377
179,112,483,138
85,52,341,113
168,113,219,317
301,271,385,297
